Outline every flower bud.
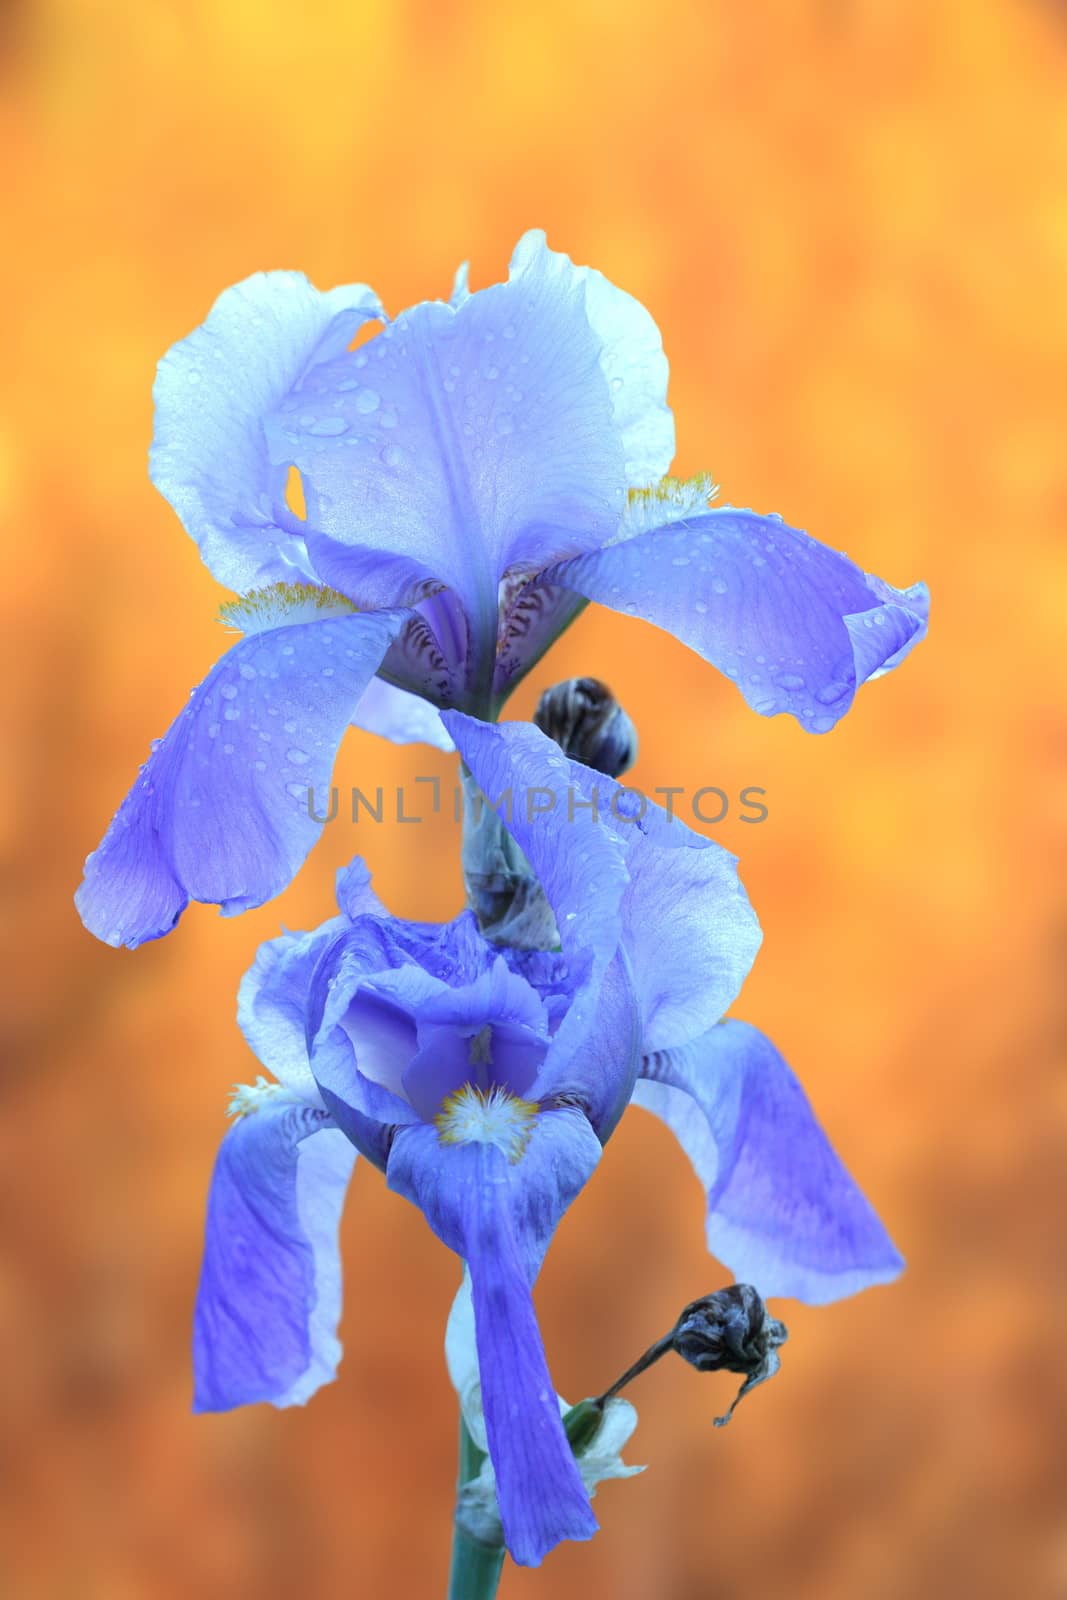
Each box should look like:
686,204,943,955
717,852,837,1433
533,677,638,777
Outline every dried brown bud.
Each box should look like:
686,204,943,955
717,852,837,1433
533,677,637,777
672,1284,789,1426
596,1283,788,1429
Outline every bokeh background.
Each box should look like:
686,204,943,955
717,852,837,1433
3,1,1066,1595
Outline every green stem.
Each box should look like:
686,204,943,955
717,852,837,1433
446,1415,506,1600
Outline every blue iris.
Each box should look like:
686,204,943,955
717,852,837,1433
74,230,928,949
193,715,903,1567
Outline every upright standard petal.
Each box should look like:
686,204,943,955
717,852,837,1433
261,236,633,629
193,1104,355,1411
542,507,928,732
633,1021,904,1304
75,610,403,948
508,230,674,486
151,271,384,592
444,714,761,1111
388,1108,602,1567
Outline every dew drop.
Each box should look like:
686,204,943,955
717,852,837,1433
207,723,220,738
815,681,850,705
239,663,257,679
495,412,515,436
380,444,404,467
672,555,690,567
694,600,708,615
486,366,499,380
308,416,348,436
254,759,267,772
711,578,728,595
354,388,380,414
220,684,238,700
287,747,309,764
286,782,306,800
810,715,836,733
775,672,805,690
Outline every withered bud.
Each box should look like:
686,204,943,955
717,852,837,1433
597,1283,788,1430
533,677,638,777
672,1284,789,1427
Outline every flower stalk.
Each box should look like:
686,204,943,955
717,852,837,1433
447,1415,506,1600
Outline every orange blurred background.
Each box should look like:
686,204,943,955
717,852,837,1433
3,1,1066,1595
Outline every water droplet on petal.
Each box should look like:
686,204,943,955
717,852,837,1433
220,684,238,700
287,747,309,764
308,416,348,436
495,412,515,436
239,663,257,679
775,672,806,690
815,681,850,705
810,714,836,733
380,444,404,467
354,387,380,414
711,578,728,595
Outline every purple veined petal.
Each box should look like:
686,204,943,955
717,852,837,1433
350,676,455,751
387,1108,602,1567
633,1020,905,1304
492,574,588,702
74,609,404,949
193,1103,355,1411
541,508,929,733
260,232,633,627
151,271,384,593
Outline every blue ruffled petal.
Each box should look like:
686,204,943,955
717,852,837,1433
193,1104,355,1411
508,231,674,487
75,610,402,948
387,1108,602,1566
633,1021,904,1303
151,271,384,592
262,232,638,626
542,509,928,732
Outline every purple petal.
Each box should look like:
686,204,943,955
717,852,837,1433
151,271,383,592
350,677,455,750
542,509,928,732
75,610,402,948
262,232,636,623
193,1105,354,1411
634,1021,904,1303
387,1108,602,1566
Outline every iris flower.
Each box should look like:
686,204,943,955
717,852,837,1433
75,231,927,949
194,714,903,1566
